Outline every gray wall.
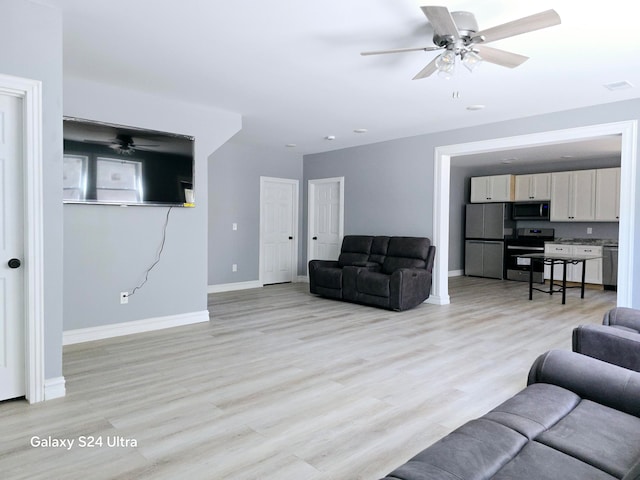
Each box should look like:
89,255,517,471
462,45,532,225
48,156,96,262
208,138,303,286
63,77,241,330
302,99,640,307
302,136,435,274
0,0,64,379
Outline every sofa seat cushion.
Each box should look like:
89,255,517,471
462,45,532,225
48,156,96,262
535,399,640,478
492,441,617,480
314,267,343,289
356,271,390,297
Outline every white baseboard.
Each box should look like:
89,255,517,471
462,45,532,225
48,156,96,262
208,280,262,293
63,310,209,345
297,275,309,283
426,294,450,305
44,376,66,400
448,269,464,277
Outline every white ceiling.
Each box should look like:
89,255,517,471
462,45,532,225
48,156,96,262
47,0,639,160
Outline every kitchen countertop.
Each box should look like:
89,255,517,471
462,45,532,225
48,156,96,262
548,238,618,247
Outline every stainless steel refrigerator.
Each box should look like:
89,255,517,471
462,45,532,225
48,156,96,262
464,203,514,279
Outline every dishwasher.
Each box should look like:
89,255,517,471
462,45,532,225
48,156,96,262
603,245,618,291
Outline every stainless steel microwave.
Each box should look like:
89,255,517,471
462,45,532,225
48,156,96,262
512,201,550,220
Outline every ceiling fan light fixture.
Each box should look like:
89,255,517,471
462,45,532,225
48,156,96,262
462,50,483,72
435,50,456,70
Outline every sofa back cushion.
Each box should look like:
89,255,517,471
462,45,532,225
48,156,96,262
338,235,373,267
382,237,431,275
369,236,390,265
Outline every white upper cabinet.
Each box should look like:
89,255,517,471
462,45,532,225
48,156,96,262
514,173,551,201
550,170,596,221
595,167,621,221
470,174,514,203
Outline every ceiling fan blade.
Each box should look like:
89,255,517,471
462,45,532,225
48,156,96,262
474,9,561,44
475,45,529,68
421,6,460,41
412,56,439,80
361,46,442,56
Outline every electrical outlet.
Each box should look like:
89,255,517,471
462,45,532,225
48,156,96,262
120,292,129,304
587,227,593,235
232,223,238,231
232,264,238,272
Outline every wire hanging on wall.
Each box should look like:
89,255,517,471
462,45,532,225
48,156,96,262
126,206,173,299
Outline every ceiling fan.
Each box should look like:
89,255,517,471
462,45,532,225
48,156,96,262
361,6,561,79
88,134,160,155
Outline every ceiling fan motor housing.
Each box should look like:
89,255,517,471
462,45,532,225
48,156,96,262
432,11,478,47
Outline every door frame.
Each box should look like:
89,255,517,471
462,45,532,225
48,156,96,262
0,74,45,403
432,121,637,307
259,176,299,285
307,177,345,268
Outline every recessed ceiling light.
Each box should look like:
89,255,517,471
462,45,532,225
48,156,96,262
285,143,297,148
353,128,368,134
325,135,336,140
466,104,485,111
502,158,517,164
603,81,633,91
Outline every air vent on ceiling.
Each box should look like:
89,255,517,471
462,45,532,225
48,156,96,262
603,81,634,91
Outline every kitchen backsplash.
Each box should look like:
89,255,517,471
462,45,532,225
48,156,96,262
516,220,619,241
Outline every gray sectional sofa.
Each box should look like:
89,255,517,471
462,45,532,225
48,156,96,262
381,349,640,480
308,235,436,311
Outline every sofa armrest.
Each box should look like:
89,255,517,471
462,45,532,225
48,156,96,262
389,268,432,311
308,259,339,271
308,259,340,294
603,307,640,332
527,350,640,417
573,324,640,372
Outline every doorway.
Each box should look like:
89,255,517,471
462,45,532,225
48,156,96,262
260,177,299,285
431,122,637,307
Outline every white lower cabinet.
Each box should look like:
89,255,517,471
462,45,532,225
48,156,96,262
543,244,603,285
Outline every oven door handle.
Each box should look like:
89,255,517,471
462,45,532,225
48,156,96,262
506,246,545,251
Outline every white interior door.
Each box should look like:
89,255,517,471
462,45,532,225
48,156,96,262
0,93,25,401
308,177,344,262
261,177,298,285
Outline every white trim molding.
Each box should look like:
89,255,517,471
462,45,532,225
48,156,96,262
208,281,263,294
44,377,66,401
0,74,46,403
433,121,637,308
63,310,209,345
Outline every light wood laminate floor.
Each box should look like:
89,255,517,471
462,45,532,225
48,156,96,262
0,277,616,479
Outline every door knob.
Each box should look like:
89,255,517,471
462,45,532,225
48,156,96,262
288,236,293,240
8,258,21,269
312,236,318,240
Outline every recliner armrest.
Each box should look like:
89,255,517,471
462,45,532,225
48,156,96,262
308,259,339,271
389,268,432,311
573,324,640,372
528,350,640,417
603,307,640,332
